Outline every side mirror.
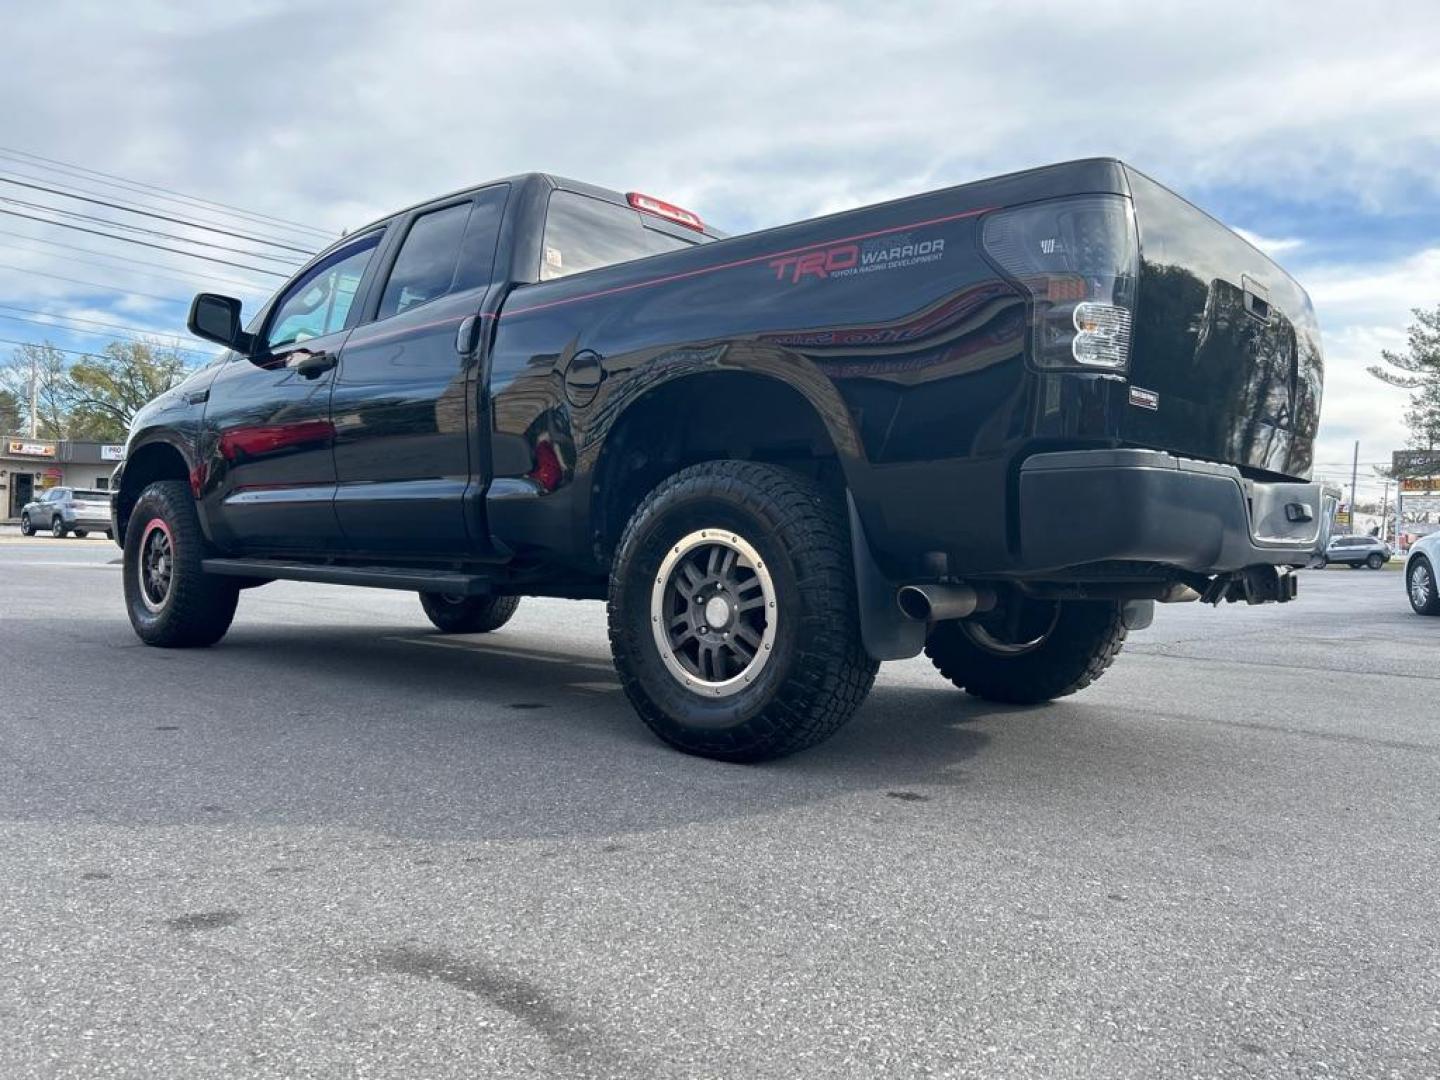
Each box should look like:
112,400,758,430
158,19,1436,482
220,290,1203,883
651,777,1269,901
187,294,254,353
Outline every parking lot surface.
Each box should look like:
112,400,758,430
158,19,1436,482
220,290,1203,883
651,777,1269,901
1,534,1436,1079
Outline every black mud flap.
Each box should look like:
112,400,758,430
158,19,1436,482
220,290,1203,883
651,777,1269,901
848,493,925,661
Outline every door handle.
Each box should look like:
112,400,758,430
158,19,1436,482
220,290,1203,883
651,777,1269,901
290,350,337,379
455,314,483,356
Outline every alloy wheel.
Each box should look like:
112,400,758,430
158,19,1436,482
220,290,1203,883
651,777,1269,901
650,528,777,697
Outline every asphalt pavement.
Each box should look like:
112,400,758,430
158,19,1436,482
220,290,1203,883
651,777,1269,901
1,533,1436,1079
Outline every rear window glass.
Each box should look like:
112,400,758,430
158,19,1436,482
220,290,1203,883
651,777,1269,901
376,185,509,319
540,191,702,281
74,490,109,501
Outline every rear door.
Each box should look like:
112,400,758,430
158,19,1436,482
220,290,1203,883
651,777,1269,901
330,184,509,556
202,231,385,554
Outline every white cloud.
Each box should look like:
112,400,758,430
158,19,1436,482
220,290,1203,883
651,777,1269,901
1234,229,1305,257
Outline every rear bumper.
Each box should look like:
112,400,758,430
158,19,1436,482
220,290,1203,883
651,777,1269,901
1016,449,1337,575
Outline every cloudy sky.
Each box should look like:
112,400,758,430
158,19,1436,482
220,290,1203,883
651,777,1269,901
2,0,1438,498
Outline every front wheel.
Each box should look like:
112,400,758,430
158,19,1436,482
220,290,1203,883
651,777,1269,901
925,599,1127,704
51,517,67,538
608,461,877,763
1409,556,1440,616
1367,552,1385,570
123,480,239,647
418,592,520,633
19,514,33,536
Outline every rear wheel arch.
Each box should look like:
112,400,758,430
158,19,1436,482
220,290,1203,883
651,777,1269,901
588,368,860,571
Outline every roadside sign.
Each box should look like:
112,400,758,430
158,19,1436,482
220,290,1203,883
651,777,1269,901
1393,449,1440,477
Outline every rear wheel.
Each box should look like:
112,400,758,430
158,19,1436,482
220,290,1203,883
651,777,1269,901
925,598,1127,704
51,517,67,538
74,529,88,538
1408,556,1440,616
608,461,876,763
19,514,33,536
1367,552,1385,569
123,480,239,647
418,592,520,633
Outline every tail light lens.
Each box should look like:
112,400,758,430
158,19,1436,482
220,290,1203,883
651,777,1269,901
981,194,1138,371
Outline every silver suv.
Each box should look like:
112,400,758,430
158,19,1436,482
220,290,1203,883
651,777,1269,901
1323,534,1391,570
18,488,114,539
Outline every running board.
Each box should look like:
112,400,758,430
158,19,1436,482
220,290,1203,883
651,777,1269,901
201,558,492,595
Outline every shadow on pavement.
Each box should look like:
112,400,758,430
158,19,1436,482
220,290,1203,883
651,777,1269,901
4,617,1014,840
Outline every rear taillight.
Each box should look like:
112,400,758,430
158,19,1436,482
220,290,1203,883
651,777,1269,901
981,194,1138,372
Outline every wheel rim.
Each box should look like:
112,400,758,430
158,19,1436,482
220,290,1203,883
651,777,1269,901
52,518,64,537
650,528,777,697
961,602,1061,656
1411,562,1433,610
137,519,174,613
20,517,30,534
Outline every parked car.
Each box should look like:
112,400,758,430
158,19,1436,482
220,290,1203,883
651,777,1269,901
1322,534,1391,569
18,488,114,539
110,159,1333,761
1404,530,1440,615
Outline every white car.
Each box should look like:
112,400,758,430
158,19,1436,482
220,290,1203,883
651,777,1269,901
1404,531,1440,616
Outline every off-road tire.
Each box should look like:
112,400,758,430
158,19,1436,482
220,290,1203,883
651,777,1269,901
925,600,1128,704
51,517,67,538
419,592,521,633
123,480,239,647
19,514,33,536
608,461,877,763
1408,556,1440,616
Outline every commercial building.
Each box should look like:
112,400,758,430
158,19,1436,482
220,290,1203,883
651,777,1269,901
2,437,123,521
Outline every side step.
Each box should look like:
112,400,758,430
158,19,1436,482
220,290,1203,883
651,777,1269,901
202,558,492,595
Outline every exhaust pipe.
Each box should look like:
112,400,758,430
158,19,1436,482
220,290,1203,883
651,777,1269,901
896,583,995,623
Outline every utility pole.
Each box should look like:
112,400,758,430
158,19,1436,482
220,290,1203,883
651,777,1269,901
1379,481,1390,541
28,357,38,438
1349,441,1359,535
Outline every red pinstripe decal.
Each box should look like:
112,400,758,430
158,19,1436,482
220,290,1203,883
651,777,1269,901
501,205,998,319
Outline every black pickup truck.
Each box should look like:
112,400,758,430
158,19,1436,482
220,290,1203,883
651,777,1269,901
112,159,1333,761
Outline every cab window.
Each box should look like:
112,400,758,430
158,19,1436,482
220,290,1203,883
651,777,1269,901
540,191,703,281
376,185,509,320
265,233,381,350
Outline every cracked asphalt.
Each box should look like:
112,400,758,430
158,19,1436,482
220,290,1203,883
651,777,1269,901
1,535,1437,1078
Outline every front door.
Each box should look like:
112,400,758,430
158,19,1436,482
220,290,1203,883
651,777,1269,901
201,232,384,555
330,186,508,556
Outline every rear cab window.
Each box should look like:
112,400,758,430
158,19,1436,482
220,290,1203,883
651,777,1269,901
376,185,509,319
540,190,708,281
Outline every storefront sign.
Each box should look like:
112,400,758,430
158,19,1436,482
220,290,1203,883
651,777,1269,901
7,440,56,458
101,444,125,462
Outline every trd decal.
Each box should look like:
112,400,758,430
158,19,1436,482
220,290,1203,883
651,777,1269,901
769,233,946,284
1128,386,1160,411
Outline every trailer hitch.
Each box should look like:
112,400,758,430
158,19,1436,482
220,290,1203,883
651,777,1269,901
1199,565,1298,606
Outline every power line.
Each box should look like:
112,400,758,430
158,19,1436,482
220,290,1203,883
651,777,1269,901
0,227,271,293
0,167,326,252
0,304,190,342
0,312,206,357
0,337,104,360
0,205,292,277
0,145,336,241
0,175,318,256
0,194,304,265
0,262,191,305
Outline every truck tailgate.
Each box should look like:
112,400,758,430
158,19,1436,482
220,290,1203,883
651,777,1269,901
1122,167,1322,479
